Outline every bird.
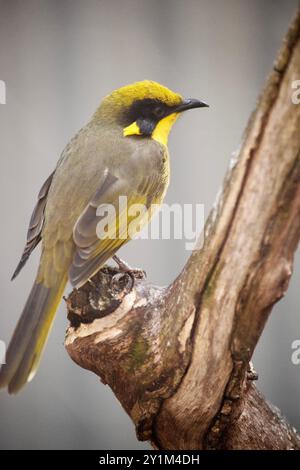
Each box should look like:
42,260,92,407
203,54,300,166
0,80,208,393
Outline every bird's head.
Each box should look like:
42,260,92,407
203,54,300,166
94,80,208,146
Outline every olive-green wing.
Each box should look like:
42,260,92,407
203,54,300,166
69,169,160,287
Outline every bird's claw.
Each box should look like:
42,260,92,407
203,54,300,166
112,255,146,280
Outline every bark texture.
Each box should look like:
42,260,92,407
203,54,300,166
65,8,300,450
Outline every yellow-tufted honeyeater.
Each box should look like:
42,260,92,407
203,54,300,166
0,81,208,393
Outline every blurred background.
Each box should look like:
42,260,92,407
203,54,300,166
0,0,299,450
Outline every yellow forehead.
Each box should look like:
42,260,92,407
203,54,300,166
106,80,183,107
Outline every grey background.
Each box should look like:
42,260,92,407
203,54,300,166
0,0,299,450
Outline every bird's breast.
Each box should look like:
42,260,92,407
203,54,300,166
155,147,170,204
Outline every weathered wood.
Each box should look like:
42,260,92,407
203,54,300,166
66,267,195,440
217,382,300,450
65,7,300,450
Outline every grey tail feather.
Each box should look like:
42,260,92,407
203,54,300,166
0,276,64,394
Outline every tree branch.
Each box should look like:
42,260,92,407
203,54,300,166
65,7,300,450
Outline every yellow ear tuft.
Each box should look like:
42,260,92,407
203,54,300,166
123,121,142,137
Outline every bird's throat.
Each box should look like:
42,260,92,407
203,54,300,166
151,113,179,147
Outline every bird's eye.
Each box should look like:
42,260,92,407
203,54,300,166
153,106,165,119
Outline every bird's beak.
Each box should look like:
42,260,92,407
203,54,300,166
174,98,209,113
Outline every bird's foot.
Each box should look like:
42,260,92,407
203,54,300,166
112,255,146,280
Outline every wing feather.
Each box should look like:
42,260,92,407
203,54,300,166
69,170,162,287
11,171,54,280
